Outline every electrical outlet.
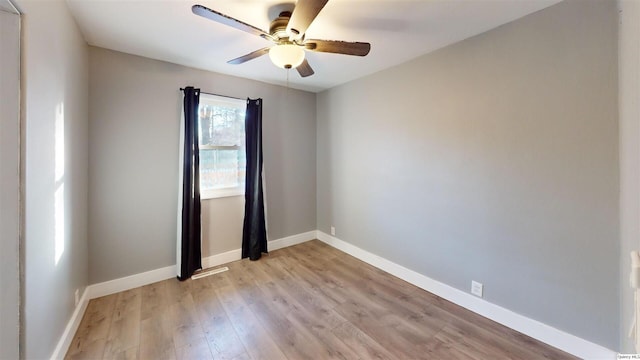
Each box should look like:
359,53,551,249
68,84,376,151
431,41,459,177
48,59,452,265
330,226,336,236
471,281,483,297
74,289,80,307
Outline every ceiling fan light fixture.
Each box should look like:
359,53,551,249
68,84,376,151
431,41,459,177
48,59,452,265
269,44,305,69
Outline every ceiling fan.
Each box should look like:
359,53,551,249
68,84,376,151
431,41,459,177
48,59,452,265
192,0,371,77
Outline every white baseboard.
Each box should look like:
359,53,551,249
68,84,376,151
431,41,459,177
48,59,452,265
269,230,317,251
200,230,317,268
202,248,242,269
87,265,177,300
50,288,89,360
316,231,616,360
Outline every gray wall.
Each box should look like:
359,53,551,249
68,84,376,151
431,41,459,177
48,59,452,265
88,47,316,283
19,0,90,358
619,0,640,352
0,6,21,360
317,0,618,349
202,196,244,257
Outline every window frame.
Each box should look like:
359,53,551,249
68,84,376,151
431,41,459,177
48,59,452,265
198,94,247,200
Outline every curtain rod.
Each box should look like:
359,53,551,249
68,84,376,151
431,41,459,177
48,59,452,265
180,88,245,101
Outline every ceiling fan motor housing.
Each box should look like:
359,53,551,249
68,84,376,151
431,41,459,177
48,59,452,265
270,11,292,40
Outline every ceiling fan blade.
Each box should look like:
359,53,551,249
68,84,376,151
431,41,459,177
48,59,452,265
227,47,271,65
286,0,329,41
192,5,274,42
296,59,315,77
304,40,371,56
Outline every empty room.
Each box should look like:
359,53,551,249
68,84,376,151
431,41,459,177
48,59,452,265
1,0,638,358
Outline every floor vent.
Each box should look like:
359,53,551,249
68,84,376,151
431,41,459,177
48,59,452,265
191,266,229,280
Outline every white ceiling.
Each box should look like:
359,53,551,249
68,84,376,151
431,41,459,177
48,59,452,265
1,0,19,14
66,0,561,93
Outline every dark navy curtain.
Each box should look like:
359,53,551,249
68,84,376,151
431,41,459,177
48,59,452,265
178,86,202,280
242,98,267,260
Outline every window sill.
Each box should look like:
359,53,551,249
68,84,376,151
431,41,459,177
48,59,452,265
201,187,244,200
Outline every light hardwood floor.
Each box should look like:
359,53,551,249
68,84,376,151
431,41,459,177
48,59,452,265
66,240,576,359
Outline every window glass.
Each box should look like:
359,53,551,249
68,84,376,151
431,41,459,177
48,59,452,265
198,95,246,198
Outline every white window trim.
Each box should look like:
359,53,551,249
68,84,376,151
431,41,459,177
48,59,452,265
201,186,244,200
198,94,246,200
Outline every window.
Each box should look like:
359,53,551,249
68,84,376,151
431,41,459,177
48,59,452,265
198,94,246,199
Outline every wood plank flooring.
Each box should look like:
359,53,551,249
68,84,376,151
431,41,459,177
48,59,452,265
66,240,576,360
